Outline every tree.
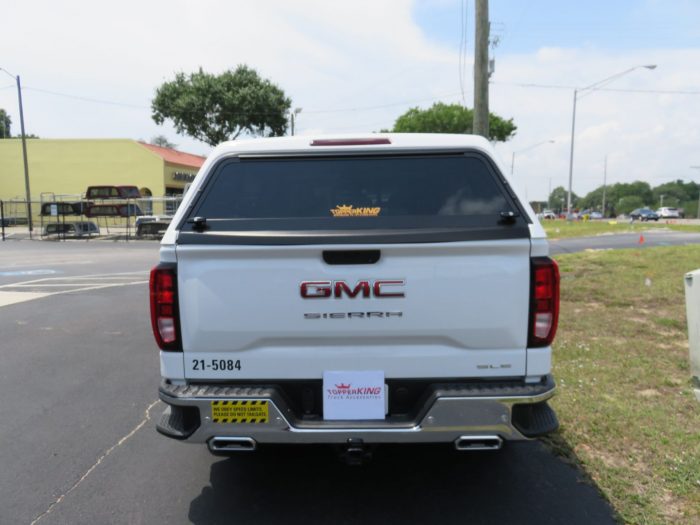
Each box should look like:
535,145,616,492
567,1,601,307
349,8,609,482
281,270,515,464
0,109,11,138
616,195,645,215
151,65,291,146
390,102,516,142
150,135,176,149
652,179,698,208
579,181,653,216
548,186,578,211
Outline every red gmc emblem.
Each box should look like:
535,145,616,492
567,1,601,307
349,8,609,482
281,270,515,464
300,280,405,299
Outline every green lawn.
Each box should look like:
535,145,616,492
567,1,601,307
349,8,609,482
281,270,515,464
545,245,700,524
542,220,700,239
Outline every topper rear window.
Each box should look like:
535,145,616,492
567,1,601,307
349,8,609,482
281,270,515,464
180,153,528,244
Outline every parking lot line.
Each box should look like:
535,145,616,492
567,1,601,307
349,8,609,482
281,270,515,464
0,291,50,307
0,271,149,307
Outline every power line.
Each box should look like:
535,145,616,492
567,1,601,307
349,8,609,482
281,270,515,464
492,80,700,95
21,83,464,116
293,92,465,114
595,86,700,95
23,86,149,109
493,81,575,90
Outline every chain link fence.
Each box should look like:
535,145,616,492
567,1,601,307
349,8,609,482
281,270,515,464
0,195,184,241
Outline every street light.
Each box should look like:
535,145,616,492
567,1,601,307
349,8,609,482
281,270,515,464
510,140,555,176
566,64,656,215
290,107,302,136
0,67,33,235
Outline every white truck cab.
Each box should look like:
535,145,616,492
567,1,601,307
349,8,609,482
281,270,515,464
150,134,560,459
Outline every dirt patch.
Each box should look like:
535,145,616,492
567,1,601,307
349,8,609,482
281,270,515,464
577,443,627,469
638,389,661,398
659,489,685,520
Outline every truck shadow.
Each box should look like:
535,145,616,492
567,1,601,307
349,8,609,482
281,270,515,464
188,439,619,525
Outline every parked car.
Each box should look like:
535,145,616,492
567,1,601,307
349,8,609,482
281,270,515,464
40,202,80,216
136,218,171,238
0,217,28,226
589,211,603,219
629,208,659,221
656,207,681,219
85,203,143,218
85,185,142,200
71,201,93,215
540,210,557,220
43,221,100,237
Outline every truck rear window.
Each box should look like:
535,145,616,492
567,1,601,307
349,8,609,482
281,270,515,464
182,154,527,244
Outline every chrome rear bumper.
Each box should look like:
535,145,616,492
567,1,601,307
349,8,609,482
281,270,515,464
157,375,557,445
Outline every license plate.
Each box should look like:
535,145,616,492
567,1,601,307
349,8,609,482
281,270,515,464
210,400,269,424
323,370,386,420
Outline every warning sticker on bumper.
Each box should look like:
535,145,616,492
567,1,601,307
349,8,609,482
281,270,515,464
211,400,269,424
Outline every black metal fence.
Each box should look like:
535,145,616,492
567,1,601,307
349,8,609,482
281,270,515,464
0,196,183,241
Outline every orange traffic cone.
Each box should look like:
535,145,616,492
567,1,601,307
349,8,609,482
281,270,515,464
639,234,645,244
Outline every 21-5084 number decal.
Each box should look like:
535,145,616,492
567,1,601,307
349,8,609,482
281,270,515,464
191,359,241,372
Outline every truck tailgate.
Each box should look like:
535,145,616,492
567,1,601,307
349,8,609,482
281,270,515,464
176,239,530,379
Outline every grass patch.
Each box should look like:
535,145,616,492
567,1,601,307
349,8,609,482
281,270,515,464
542,220,700,239
548,245,700,524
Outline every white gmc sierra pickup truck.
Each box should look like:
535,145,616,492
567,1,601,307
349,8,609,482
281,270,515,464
151,134,560,459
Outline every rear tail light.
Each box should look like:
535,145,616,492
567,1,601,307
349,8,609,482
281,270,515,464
528,257,560,347
150,264,181,351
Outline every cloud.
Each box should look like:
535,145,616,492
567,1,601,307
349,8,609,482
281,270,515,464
490,47,700,199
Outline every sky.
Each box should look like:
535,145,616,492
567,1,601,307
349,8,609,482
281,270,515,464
1,0,699,201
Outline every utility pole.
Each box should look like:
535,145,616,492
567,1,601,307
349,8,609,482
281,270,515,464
566,65,656,216
16,75,33,235
473,0,489,138
566,89,578,215
290,107,302,137
602,155,607,217
1,67,33,236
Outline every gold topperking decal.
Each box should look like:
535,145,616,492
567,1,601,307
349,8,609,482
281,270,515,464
211,399,269,424
330,204,381,217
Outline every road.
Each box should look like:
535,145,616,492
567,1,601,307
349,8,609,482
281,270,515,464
3,235,680,524
549,229,700,254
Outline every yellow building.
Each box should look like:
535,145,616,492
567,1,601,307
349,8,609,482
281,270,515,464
0,139,205,201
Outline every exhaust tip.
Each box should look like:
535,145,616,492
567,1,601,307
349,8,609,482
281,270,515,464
454,435,503,451
209,437,257,453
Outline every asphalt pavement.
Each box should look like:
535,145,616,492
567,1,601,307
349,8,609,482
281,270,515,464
3,234,685,524
549,229,700,254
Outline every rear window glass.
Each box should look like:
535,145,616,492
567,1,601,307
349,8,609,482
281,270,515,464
119,187,142,198
191,155,515,228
